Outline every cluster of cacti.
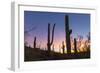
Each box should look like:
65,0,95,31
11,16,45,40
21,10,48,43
74,38,77,53
33,36,36,48
47,23,56,56
65,15,72,54
61,41,65,54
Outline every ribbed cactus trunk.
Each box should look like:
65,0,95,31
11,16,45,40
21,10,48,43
47,23,55,56
74,38,77,53
65,15,72,54
34,36,36,48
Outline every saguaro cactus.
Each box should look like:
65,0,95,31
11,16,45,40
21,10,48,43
87,32,90,51
74,38,77,53
65,15,72,54
87,32,90,42
47,23,56,56
33,36,36,48
62,41,65,54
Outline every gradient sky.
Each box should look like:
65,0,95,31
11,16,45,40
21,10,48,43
24,11,90,51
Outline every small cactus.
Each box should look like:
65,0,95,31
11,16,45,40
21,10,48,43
74,38,77,53
62,41,65,54
33,36,36,48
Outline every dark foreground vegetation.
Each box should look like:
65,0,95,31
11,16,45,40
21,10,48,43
24,46,90,61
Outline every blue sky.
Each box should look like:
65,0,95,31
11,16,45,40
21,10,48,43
24,11,90,49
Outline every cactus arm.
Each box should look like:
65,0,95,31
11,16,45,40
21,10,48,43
48,23,50,44
51,24,55,45
69,29,72,34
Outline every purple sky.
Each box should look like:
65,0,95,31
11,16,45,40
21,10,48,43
24,11,90,51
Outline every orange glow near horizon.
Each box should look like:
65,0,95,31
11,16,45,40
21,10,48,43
25,36,90,54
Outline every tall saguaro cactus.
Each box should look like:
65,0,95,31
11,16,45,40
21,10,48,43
65,15,72,54
33,36,36,48
47,23,56,56
74,38,77,53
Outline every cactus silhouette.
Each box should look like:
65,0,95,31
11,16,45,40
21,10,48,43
65,15,72,54
47,23,56,56
33,36,36,48
87,32,90,42
62,41,65,54
74,38,77,53
87,32,90,51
